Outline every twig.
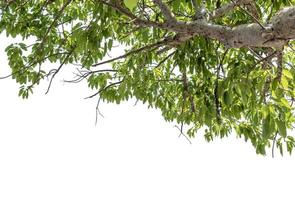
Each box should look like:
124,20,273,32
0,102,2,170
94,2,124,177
238,5,265,30
45,47,76,94
95,96,104,126
174,125,192,144
85,80,124,99
214,49,228,122
154,51,176,68
64,69,117,84
40,0,72,47
92,39,169,67
275,48,283,82
182,70,196,114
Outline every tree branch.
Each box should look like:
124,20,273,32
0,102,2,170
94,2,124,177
92,37,172,67
275,49,284,82
85,80,124,99
45,47,76,94
98,0,168,30
154,51,176,68
210,0,252,20
100,1,295,49
40,0,72,46
182,70,196,114
153,0,176,22
214,49,228,123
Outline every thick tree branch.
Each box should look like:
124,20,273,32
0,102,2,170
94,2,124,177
100,0,295,49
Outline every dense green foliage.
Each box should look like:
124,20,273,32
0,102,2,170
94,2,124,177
1,0,295,155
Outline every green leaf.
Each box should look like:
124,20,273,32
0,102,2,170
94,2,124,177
262,115,272,139
283,69,293,80
261,105,269,119
281,76,289,89
124,0,138,10
276,119,287,137
223,90,232,106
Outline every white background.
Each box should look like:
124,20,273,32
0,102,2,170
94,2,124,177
0,34,295,200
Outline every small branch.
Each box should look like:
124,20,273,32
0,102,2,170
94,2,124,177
248,47,276,68
95,96,104,126
0,71,15,79
191,0,199,15
154,51,176,68
0,52,68,80
244,1,260,20
275,49,283,82
214,49,228,123
238,5,265,29
64,69,117,83
210,0,250,20
153,0,176,22
256,50,277,67
98,0,167,30
45,47,75,94
85,80,124,99
182,70,196,114
191,0,206,20
174,125,192,144
260,49,275,103
210,0,240,19
92,38,170,67
40,0,72,47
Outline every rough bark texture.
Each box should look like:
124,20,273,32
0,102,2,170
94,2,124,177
109,0,295,49
161,6,295,49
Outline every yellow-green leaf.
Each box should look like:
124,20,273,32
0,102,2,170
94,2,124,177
283,69,293,80
124,0,138,10
281,76,289,89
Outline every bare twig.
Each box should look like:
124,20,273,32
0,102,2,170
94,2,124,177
64,69,117,83
95,96,104,126
45,47,76,94
174,125,192,144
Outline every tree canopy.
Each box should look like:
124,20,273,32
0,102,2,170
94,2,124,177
1,0,295,156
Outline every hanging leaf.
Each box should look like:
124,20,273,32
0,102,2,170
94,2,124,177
276,119,287,138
